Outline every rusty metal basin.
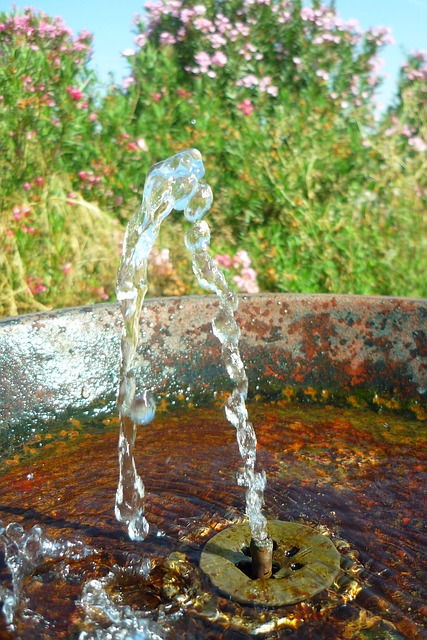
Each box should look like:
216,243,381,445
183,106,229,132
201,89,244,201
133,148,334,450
0,293,426,640
0,293,425,430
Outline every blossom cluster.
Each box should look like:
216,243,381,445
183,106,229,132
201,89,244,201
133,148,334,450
382,50,427,153
27,276,47,295
1,8,97,169
400,50,427,96
129,0,394,109
0,9,92,64
215,249,259,294
384,115,427,152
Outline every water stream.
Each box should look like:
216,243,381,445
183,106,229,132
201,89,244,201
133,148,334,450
115,149,268,544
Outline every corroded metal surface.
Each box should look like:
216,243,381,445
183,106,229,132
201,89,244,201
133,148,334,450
199,521,341,606
0,294,425,430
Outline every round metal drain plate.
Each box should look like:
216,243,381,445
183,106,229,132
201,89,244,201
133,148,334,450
200,520,341,607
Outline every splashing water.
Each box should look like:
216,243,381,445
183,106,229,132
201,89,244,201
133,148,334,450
0,520,93,627
115,148,268,543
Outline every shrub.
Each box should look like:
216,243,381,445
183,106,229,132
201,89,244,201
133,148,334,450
1,3,426,315
113,0,425,296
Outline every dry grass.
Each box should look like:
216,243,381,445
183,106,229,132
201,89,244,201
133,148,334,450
0,175,124,316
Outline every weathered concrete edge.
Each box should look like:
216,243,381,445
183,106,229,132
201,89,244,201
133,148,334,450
0,293,425,428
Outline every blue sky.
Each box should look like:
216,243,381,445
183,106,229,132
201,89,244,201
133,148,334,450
7,0,427,109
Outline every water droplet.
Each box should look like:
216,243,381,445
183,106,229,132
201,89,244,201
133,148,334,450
129,390,156,425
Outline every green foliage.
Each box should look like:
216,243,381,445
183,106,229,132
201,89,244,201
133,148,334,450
0,3,426,315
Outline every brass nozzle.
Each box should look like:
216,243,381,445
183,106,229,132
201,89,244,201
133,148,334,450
250,536,273,580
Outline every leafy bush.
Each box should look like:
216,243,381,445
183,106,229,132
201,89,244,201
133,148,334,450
1,2,426,315
112,0,426,296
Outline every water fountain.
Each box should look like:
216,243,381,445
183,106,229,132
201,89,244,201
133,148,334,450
0,150,426,639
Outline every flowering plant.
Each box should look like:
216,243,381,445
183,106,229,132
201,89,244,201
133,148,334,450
0,8,95,194
215,249,259,294
128,0,394,115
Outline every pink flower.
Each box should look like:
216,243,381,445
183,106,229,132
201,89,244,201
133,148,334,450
23,182,31,191
209,33,227,48
215,254,233,268
89,112,98,122
193,17,213,33
123,76,135,89
237,74,259,88
159,32,176,45
62,262,72,275
151,92,162,101
194,51,211,72
176,88,192,99
66,86,84,101
408,136,427,152
13,206,22,221
237,99,254,116
401,125,414,137
300,7,315,21
266,85,278,97
259,76,278,96
180,8,195,23
233,275,259,294
234,250,252,269
241,267,257,281
92,286,109,300
34,283,47,294
134,33,147,48
211,51,227,67
316,69,330,82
